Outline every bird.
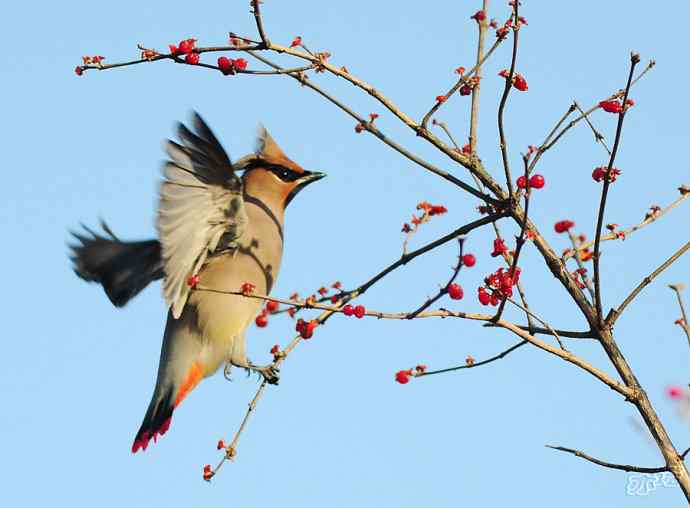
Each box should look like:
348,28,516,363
69,113,325,453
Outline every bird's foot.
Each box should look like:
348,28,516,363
249,363,280,385
223,362,234,381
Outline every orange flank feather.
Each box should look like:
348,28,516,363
175,361,204,407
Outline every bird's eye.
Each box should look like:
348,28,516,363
270,165,299,182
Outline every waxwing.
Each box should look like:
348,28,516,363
70,113,325,452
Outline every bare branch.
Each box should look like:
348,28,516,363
545,445,669,474
607,242,690,325
247,52,496,203
496,2,521,197
573,100,611,155
593,53,640,321
564,189,690,261
669,283,690,346
469,0,490,154
418,340,527,377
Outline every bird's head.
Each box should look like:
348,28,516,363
237,127,325,208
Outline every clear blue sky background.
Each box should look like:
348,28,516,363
2,1,689,506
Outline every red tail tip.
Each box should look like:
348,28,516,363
131,416,173,453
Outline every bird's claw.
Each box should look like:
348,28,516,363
251,364,280,385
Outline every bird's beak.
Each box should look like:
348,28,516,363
285,170,326,206
299,170,326,185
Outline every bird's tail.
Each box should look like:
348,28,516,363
131,385,175,453
69,222,164,307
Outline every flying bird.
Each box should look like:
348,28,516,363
70,113,325,453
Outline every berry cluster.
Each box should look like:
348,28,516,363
296,318,318,339
217,56,248,75
498,69,529,91
516,174,545,190
478,266,522,306
342,304,366,318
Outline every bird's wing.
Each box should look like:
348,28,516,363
158,112,248,318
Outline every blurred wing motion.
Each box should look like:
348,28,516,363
159,113,248,318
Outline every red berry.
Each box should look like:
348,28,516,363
478,288,491,305
489,292,500,306
599,100,622,113
185,53,200,65
554,220,575,234
186,274,200,288
343,304,354,316
353,305,366,318
491,238,508,257
241,282,256,294
436,95,448,103
233,58,248,70
299,320,317,339
516,175,527,189
217,439,226,450
471,10,486,21
395,370,413,384
270,344,280,355
529,174,545,189
462,254,476,267
592,167,606,182
460,84,472,96
255,314,268,328
178,38,196,54
217,56,234,75
513,74,528,92
330,295,339,304
447,283,464,300
266,300,279,313
75,66,83,76
168,44,180,56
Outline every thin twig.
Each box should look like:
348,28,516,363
564,189,689,261
469,0,490,154
669,283,690,347
607,242,690,325
250,0,270,47
417,340,527,377
545,445,669,474
573,100,611,155
566,229,595,300
535,60,655,161
593,53,640,322
496,2,520,198
420,37,503,129
506,297,566,350
527,104,576,174
247,53,498,204
494,155,531,321
406,239,465,319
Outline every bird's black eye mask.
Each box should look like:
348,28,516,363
241,159,302,182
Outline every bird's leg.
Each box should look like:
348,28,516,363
247,362,280,385
229,333,280,384
228,351,279,384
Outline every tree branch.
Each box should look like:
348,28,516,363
607,242,690,325
545,445,669,473
593,52,639,321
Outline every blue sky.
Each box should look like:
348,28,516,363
2,1,689,506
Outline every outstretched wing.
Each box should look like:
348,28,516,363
158,112,248,318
